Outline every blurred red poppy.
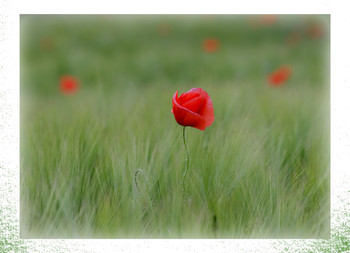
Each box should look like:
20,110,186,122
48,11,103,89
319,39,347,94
203,38,220,53
307,24,324,39
60,75,80,95
268,66,292,86
172,88,214,131
249,15,278,29
260,15,278,25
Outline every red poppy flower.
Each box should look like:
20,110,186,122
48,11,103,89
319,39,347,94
59,75,80,95
268,66,292,86
172,88,214,131
203,38,220,53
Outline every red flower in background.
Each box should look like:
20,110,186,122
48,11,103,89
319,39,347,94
203,38,220,53
307,24,324,39
249,15,279,30
260,15,278,25
172,88,214,131
268,66,292,86
60,75,80,95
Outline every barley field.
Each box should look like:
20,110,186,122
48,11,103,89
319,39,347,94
20,15,330,238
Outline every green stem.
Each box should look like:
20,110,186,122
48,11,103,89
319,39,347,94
182,126,190,194
134,169,143,192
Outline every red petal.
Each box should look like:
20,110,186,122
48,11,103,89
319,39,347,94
197,92,214,128
178,91,200,105
182,95,204,114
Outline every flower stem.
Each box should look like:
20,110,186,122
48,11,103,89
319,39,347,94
182,126,190,194
134,169,143,192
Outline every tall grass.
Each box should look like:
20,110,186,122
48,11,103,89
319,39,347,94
20,15,329,238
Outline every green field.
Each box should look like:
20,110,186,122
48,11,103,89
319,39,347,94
20,15,330,238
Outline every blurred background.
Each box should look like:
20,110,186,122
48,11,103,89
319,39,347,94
20,15,330,238
21,15,328,96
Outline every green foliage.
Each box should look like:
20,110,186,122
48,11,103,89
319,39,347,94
20,15,329,238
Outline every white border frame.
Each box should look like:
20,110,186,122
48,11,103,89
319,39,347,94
1,0,349,252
